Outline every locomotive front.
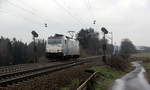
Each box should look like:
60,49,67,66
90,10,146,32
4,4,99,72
46,34,64,59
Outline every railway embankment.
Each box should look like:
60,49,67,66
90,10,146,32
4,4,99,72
0,56,103,90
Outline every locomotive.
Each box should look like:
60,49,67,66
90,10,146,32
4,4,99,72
45,34,80,59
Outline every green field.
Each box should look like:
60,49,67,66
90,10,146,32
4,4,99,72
131,53,150,58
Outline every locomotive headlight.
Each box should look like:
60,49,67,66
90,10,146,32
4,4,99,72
57,44,62,47
57,50,62,52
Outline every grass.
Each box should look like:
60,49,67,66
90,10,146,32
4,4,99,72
60,66,126,90
143,62,150,70
88,66,126,90
143,62,150,81
131,53,150,58
60,79,81,90
130,53,150,61
61,55,132,90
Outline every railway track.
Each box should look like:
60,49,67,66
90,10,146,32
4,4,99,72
0,56,100,87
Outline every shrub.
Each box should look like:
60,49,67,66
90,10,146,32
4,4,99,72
108,55,130,72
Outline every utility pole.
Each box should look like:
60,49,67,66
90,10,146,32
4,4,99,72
31,31,39,63
101,27,108,64
106,32,113,55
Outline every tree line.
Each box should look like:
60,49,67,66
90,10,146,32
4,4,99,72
77,28,114,56
0,27,137,66
0,37,45,66
77,28,137,58
76,28,137,71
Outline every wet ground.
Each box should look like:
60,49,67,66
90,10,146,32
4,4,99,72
110,61,150,90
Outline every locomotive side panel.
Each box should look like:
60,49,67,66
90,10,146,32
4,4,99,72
45,34,80,59
64,39,80,58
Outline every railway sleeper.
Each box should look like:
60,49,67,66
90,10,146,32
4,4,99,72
0,58,93,87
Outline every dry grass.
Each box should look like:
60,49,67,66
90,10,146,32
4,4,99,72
108,55,130,72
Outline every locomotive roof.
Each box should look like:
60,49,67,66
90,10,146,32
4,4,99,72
48,34,63,38
54,34,64,37
48,34,72,39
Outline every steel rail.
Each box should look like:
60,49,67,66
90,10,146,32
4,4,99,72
0,56,100,87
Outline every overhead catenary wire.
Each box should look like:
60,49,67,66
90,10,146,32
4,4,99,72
4,0,65,30
83,0,94,22
58,0,91,26
86,0,96,20
84,0,98,29
15,0,40,15
8,0,85,27
3,0,94,28
52,0,87,26
0,8,50,39
7,0,92,28
0,9,43,25
84,0,101,35
5,0,48,24
0,9,46,40
14,0,59,25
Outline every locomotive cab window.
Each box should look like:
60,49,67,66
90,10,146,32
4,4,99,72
48,39,62,44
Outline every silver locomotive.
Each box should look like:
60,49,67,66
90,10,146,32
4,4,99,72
45,34,80,59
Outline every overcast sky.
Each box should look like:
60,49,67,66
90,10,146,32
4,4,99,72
0,0,150,46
